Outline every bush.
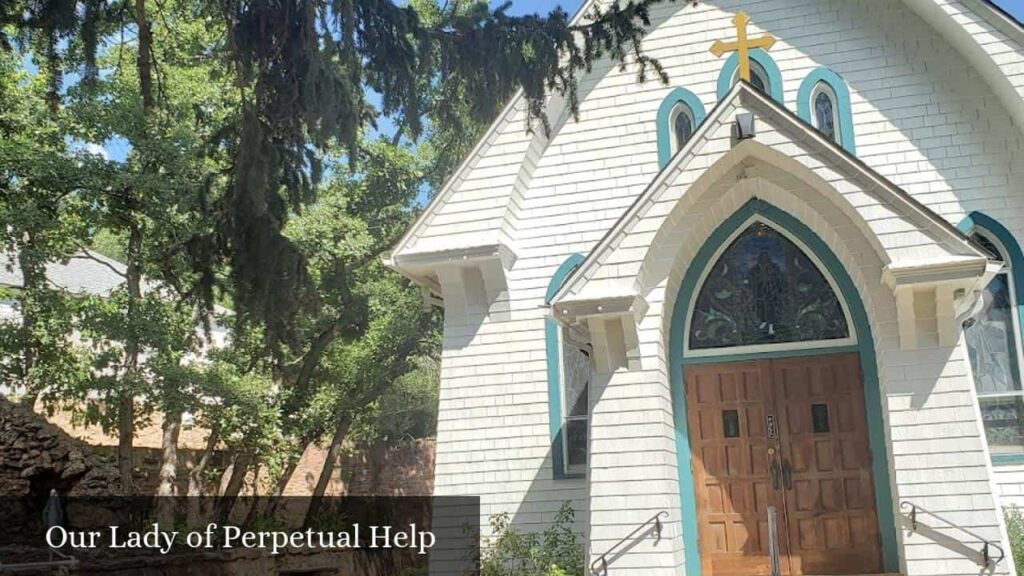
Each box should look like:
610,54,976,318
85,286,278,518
480,502,585,576
1006,506,1024,570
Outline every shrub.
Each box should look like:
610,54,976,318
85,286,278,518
1006,506,1024,570
480,502,585,576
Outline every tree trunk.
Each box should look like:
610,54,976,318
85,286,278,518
156,411,181,526
187,428,218,528
134,0,154,110
16,238,44,405
303,416,354,525
117,224,143,495
215,451,251,524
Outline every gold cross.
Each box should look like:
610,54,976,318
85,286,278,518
710,11,776,83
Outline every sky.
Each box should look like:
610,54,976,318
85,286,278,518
90,0,1024,163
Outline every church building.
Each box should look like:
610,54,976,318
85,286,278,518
386,1,1024,574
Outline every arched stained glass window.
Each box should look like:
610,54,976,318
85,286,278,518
689,222,850,350
965,230,1024,455
812,82,840,143
671,103,695,153
733,61,770,95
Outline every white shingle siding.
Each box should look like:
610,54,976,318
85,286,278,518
412,1,1024,574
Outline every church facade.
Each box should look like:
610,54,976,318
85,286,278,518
386,1,1024,574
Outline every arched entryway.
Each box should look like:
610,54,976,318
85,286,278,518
668,199,898,576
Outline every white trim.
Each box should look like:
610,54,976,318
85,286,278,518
682,214,858,358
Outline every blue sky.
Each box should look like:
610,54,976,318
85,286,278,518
93,0,1024,163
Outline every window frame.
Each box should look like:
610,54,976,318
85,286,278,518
558,327,592,476
810,81,842,144
683,214,858,358
969,228,1024,401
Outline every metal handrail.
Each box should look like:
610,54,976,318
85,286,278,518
589,511,668,575
900,500,1005,567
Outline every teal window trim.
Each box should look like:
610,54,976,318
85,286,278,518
797,67,857,155
656,87,707,169
546,254,586,480
669,199,898,575
957,212,1024,466
716,48,784,103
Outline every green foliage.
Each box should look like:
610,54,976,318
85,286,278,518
3,0,675,348
480,502,585,576
1006,506,1024,570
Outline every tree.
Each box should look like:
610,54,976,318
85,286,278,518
3,0,674,349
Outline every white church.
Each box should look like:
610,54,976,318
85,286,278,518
386,1,1024,574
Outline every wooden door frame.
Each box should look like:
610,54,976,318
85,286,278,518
668,199,898,575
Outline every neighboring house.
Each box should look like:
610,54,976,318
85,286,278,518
387,2,1024,575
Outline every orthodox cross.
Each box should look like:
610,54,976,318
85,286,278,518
710,11,776,83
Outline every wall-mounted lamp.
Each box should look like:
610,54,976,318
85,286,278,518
734,112,756,140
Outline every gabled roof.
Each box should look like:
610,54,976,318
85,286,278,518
550,82,991,305
387,0,1023,279
0,250,126,296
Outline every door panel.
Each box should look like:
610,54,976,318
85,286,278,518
772,354,882,575
686,353,884,576
685,361,791,576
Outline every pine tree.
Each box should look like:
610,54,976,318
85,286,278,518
3,0,674,350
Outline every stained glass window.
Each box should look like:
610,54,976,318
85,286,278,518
965,231,1024,455
814,89,838,143
689,222,850,350
672,105,694,152
732,62,769,95
562,340,590,470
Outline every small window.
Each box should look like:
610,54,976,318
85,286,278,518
811,404,830,433
733,61,770,95
722,410,740,438
671,104,695,153
811,82,841,144
965,230,1024,456
561,336,591,473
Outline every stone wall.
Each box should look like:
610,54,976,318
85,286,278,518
0,398,120,497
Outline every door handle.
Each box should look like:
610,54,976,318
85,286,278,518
769,459,781,491
781,458,793,491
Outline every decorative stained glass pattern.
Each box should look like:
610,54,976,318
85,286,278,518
980,396,1024,455
814,90,837,142
689,222,850,350
673,106,694,151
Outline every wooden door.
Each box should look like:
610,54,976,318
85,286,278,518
685,361,791,576
686,354,883,576
772,354,882,575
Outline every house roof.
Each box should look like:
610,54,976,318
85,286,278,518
0,250,127,296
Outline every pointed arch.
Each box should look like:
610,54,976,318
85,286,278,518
546,254,586,479
669,199,898,574
716,48,783,103
798,67,857,154
656,87,707,169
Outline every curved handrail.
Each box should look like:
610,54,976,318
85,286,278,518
900,500,1005,567
589,511,668,575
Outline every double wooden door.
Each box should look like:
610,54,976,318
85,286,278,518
685,353,883,576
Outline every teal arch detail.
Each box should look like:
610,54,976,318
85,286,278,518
669,199,899,574
797,67,857,155
716,48,784,103
546,254,586,479
957,212,1024,466
656,87,707,169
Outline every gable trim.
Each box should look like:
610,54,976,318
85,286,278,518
550,82,989,306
